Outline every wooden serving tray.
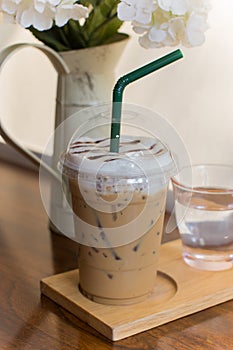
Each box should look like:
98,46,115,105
41,239,233,341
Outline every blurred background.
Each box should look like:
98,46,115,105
0,0,232,166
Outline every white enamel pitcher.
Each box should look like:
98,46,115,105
0,41,128,236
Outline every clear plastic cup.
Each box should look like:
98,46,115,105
60,104,176,305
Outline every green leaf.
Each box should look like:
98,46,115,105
64,20,88,49
79,0,97,6
83,9,106,38
81,0,123,47
98,0,119,20
29,1,124,51
103,32,129,45
88,16,123,46
29,27,70,51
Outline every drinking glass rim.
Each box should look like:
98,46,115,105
171,163,233,195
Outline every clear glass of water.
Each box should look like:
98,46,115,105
171,164,233,271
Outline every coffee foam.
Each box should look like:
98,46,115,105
62,135,176,194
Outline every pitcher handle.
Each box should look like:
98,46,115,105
0,43,69,178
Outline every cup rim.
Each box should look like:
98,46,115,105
171,163,233,195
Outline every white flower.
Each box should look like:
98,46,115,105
0,0,88,30
20,1,55,30
186,12,209,46
189,0,211,14
167,18,186,44
118,0,154,24
118,0,211,48
55,0,88,27
34,0,60,14
158,0,188,15
149,26,167,44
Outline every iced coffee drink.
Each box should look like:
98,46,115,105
62,135,175,305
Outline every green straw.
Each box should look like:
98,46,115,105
110,49,183,153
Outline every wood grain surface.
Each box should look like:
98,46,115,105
1,161,233,349
41,240,233,341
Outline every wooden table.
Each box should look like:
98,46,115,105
1,161,233,350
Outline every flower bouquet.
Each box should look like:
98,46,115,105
0,0,211,52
